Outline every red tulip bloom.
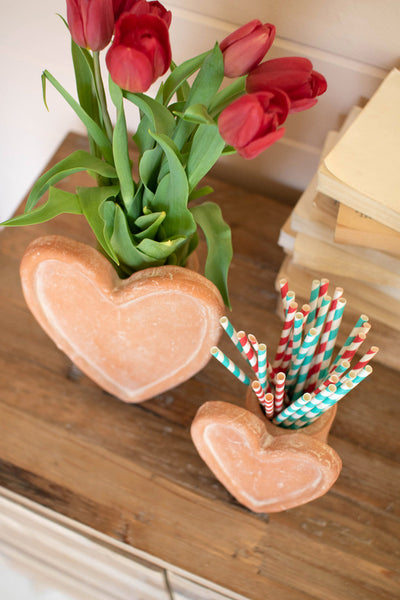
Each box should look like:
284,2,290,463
66,0,114,52
218,90,289,159
106,13,171,92
246,57,327,112
220,20,276,78
113,0,171,27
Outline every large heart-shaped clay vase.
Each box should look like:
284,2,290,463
191,400,342,513
20,235,224,403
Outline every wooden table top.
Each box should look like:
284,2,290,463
0,132,399,600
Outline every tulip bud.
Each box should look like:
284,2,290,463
246,57,327,113
218,91,289,159
66,0,115,52
113,0,171,27
106,13,171,93
220,20,276,78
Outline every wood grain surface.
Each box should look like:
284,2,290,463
0,133,399,600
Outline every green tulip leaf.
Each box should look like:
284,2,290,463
109,77,135,213
163,51,211,105
111,204,163,269
77,185,120,263
209,76,246,117
188,186,214,202
148,131,196,241
134,211,166,240
25,151,118,213
190,201,232,308
124,92,175,138
1,187,82,227
174,103,215,126
186,124,225,192
42,70,113,163
185,43,224,109
137,236,186,260
71,41,100,131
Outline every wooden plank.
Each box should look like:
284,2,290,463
0,132,399,600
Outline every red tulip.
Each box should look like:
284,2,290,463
220,20,276,78
106,13,171,92
246,57,327,112
218,90,289,159
66,0,114,52
113,0,171,27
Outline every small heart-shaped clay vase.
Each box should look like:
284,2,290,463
191,390,342,513
20,235,224,403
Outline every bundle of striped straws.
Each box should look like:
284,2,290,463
210,277,379,429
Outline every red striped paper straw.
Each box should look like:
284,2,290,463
279,278,289,304
315,278,330,319
318,297,347,383
274,372,286,414
330,314,369,371
281,337,293,373
248,333,259,354
238,331,258,375
264,392,275,418
273,301,297,371
336,331,367,366
301,303,311,320
352,346,379,372
252,380,266,404
314,360,350,395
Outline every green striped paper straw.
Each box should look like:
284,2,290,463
329,314,369,372
291,311,305,362
305,280,320,331
210,347,250,385
313,359,349,395
257,343,268,392
285,384,337,427
220,316,247,360
285,328,318,388
274,392,313,426
292,296,331,400
295,366,372,427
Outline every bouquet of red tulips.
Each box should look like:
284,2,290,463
2,0,327,307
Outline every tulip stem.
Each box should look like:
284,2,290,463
93,51,114,145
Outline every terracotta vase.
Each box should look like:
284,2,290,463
20,235,224,403
191,387,342,513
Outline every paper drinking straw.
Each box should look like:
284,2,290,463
281,337,293,373
313,360,349,395
252,380,266,404
274,392,313,425
285,327,318,388
279,278,289,305
257,343,268,392
288,384,337,427
330,314,369,371
210,347,251,385
264,392,275,418
318,297,347,383
301,303,311,320
274,372,286,414
352,346,379,372
315,278,330,319
220,316,247,360
291,311,306,361
238,331,258,375
305,288,344,391
272,301,297,371
248,333,259,354
305,280,320,331
338,332,367,364
291,296,331,399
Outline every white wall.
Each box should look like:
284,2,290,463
1,1,398,221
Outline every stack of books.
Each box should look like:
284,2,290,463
276,68,400,371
